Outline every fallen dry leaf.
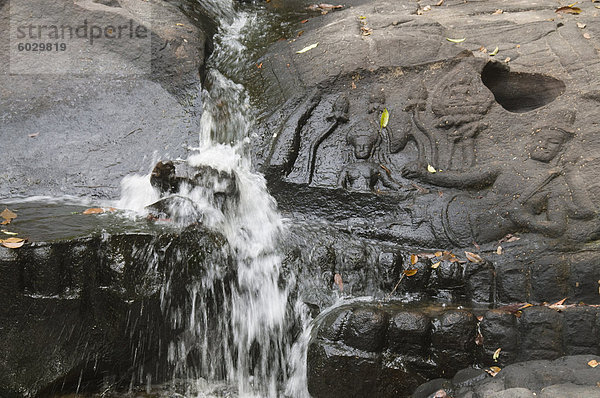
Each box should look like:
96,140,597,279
334,273,344,292
555,6,582,14
589,359,599,368
485,366,501,377
475,332,484,345
496,246,503,255
1,230,18,235
584,33,591,39
577,22,587,29
552,298,567,306
465,251,483,263
493,348,502,361
296,43,319,54
410,254,418,265
0,208,17,224
431,262,441,269
434,251,443,257
427,164,437,173
82,207,116,215
0,237,25,249
361,26,373,36
404,269,418,277
492,9,503,15
300,19,309,23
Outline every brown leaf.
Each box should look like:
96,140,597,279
300,19,309,23
485,367,501,377
552,298,567,306
589,359,599,368
0,208,17,223
404,269,418,277
556,6,582,14
431,262,441,269
477,315,484,322
0,237,25,249
410,254,418,265
493,347,501,361
492,9,503,15
334,273,344,292
465,251,483,263
297,30,304,37
475,333,484,345
434,251,443,257
518,303,533,310
82,207,116,215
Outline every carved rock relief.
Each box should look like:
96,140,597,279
265,55,600,246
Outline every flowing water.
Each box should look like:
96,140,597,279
117,1,313,396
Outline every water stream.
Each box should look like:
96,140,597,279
118,1,313,396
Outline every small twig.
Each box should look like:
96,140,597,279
386,273,406,300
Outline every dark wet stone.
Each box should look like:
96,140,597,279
387,311,431,355
0,228,231,397
307,341,380,398
343,307,389,352
518,307,563,361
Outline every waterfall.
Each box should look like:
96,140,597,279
118,1,312,396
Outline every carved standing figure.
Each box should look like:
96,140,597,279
430,62,494,170
338,121,400,192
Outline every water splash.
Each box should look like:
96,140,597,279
117,1,311,396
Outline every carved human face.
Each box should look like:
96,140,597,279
353,134,375,159
530,128,565,163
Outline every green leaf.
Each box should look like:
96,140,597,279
446,37,466,43
296,43,319,54
380,108,389,129
489,46,499,56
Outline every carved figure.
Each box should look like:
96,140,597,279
430,62,494,170
338,121,400,192
286,94,350,184
400,115,597,247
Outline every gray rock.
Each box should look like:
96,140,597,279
488,388,535,398
539,383,600,398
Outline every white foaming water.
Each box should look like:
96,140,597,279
117,0,313,396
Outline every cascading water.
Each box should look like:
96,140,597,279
118,1,312,396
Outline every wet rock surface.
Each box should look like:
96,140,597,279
0,228,231,397
307,303,600,398
0,0,209,199
412,355,600,398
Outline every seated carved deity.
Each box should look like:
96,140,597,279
398,118,597,247
338,121,400,193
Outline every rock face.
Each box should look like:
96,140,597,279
307,303,600,398
0,0,209,199
254,0,600,252
0,228,231,397
249,2,600,395
412,355,600,398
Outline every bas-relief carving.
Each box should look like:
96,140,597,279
266,58,599,246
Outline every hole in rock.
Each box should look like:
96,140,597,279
481,61,566,113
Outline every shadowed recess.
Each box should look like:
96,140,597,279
481,61,566,113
